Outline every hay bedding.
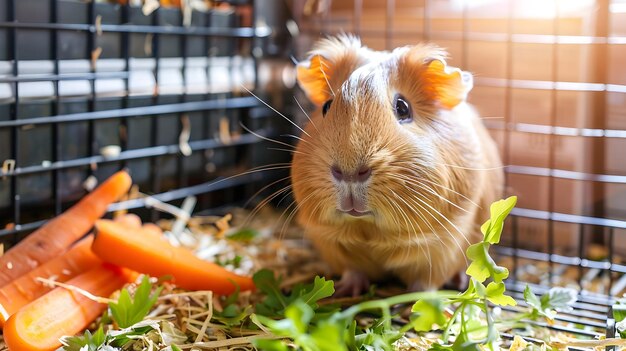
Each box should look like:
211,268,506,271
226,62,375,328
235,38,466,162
0,206,619,351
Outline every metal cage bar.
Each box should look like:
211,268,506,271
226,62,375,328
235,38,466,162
0,0,294,244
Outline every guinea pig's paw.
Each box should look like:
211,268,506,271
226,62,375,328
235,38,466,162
334,270,370,297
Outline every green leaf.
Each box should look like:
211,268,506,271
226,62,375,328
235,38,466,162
524,286,577,320
285,300,314,333
109,275,163,328
482,196,517,244
107,321,160,347
92,326,105,347
523,285,542,311
297,276,335,309
171,345,183,351
254,270,334,318
541,287,577,312
451,329,482,351
253,299,346,351
484,282,516,306
410,299,447,332
60,326,106,351
227,228,259,241
613,304,626,323
253,269,289,316
429,343,454,351
465,242,509,283
253,339,289,351
311,320,349,351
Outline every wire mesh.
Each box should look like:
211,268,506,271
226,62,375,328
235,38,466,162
0,0,295,245
292,0,626,340
1,0,625,343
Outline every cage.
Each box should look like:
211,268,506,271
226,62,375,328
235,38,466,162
0,0,625,349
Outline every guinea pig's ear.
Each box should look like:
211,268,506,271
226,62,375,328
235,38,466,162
296,35,365,105
296,55,335,105
422,58,473,109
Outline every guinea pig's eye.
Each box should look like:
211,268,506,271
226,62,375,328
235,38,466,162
393,94,412,123
322,99,333,117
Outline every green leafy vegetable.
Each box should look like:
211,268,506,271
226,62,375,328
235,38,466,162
483,282,516,306
109,275,163,328
61,326,105,351
481,196,516,244
227,228,259,241
411,299,447,331
253,196,522,351
253,300,349,351
254,269,335,318
466,242,509,283
523,285,577,320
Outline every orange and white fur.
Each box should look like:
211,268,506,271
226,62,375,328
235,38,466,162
291,35,503,295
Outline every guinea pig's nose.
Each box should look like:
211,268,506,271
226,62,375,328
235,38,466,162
331,165,372,183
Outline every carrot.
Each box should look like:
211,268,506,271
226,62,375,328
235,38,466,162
141,223,163,237
0,170,132,287
3,263,133,351
0,235,101,328
113,213,142,228
92,219,255,295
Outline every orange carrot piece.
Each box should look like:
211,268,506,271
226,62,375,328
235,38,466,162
92,219,255,295
113,213,142,228
0,235,101,328
141,223,163,237
3,264,133,351
0,171,132,287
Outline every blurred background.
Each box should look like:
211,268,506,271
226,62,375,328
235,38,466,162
1,0,625,297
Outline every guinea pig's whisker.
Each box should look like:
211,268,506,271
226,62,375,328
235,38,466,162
241,85,311,138
240,124,298,150
243,175,292,209
267,147,310,156
384,191,421,247
241,176,292,226
254,187,295,233
379,198,403,236
385,189,433,284
282,133,310,144
414,177,482,209
304,195,326,230
394,193,435,282
199,163,291,195
279,190,317,240
406,194,470,258
432,162,506,172
403,191,468,250
396,174,472,214
276,188,314,235
318,61,336,98
294,96,320,133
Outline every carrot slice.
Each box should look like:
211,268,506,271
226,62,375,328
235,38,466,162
92,219,255,295
141,223,163,237
113,213,142,228
0,170,132,287
0,235,101,328
3,264,133,351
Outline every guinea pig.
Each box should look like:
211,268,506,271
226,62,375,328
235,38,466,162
290,35,503,295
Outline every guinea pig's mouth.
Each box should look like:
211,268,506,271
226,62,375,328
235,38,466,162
338,209,373,218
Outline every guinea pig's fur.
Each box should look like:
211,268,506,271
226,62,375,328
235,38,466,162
291,35,503,292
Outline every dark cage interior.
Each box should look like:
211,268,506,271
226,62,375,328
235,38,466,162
0,0,297,242
1,0,626,347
